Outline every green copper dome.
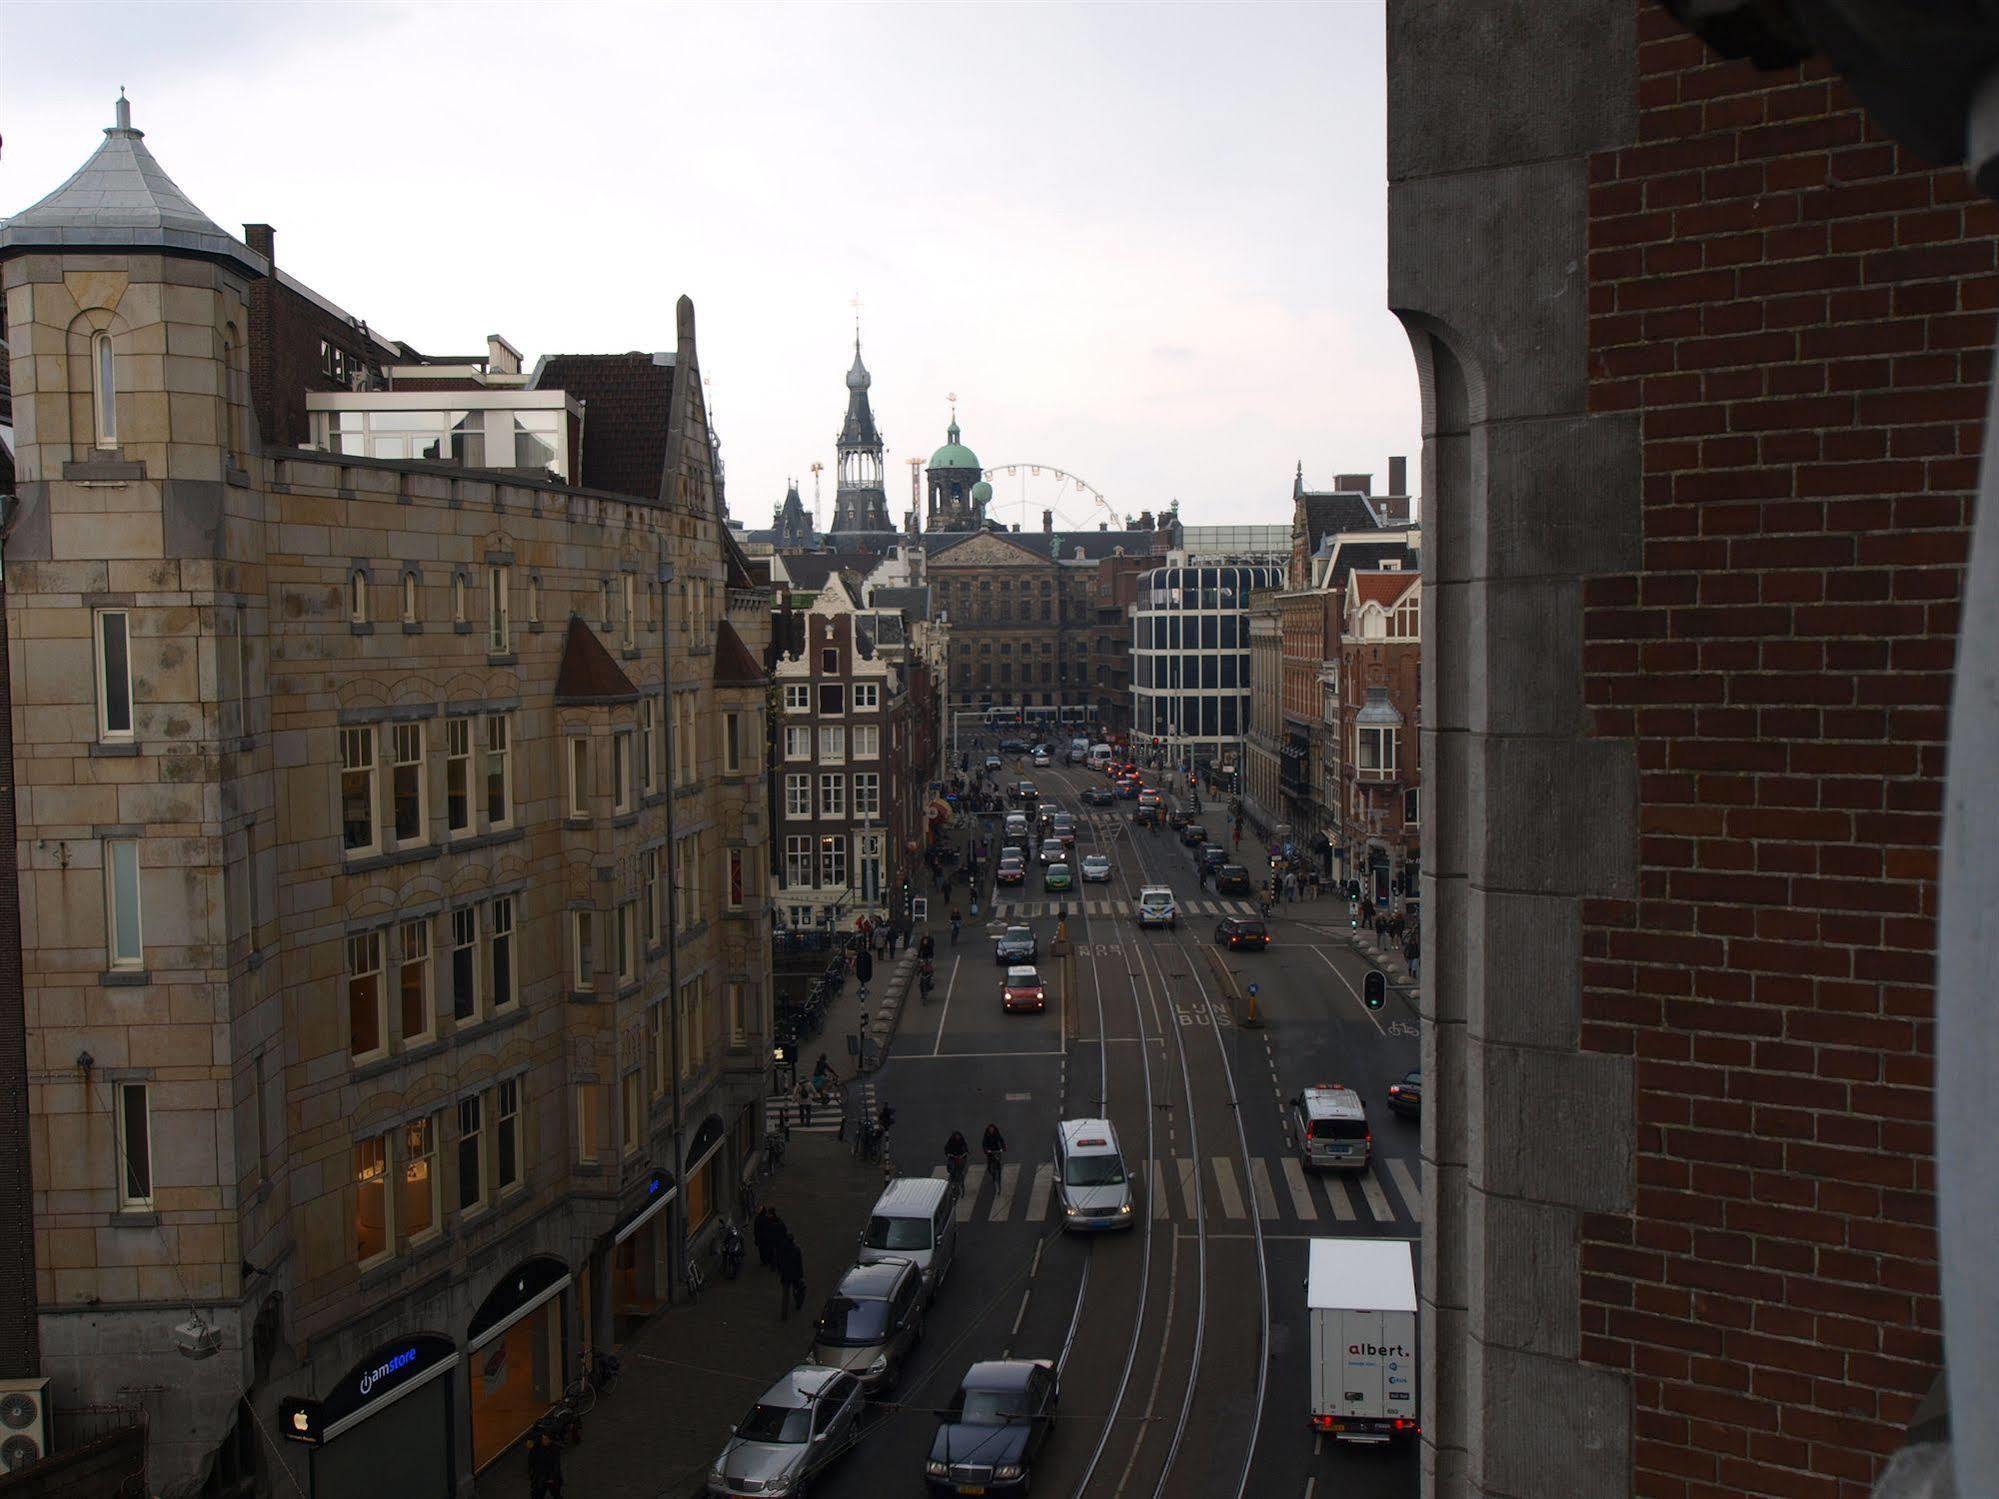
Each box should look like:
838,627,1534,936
970,479,994,503
928,419,980,472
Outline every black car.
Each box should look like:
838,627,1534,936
1165,805,1188,829
1179,823,1209,847
1388,1069,1422,1118
999,737,1026,753
1214,863,1252,895
1082,785,1115,806
1200,844,1229,871
1215,916,1270,951
925,1359,1059,1495
994,925,1038,965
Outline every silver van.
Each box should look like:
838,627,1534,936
808,1258,925,1390
1053,1118,1136,1231
857,1177,958,1300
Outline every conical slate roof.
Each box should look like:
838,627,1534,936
838,337,881,450
0,95,266,275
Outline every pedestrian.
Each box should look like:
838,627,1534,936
795,1081,814,1129
528,1429,564,1499
777,1235,806,1319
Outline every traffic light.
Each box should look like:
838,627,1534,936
855,949,874,986
1364,971,1387,1010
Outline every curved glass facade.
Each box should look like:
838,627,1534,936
1131,564,1282,765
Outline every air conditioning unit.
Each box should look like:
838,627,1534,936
0,1378,50,1472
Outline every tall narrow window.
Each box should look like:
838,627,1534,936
105,838,143,970
402,573,419,624
621,575,637,650
568,738,590,819
727,980,747,1047
577,1082,606,1165
234,602,250,738
642,849,660,946
600,580,612,628
391,722,426,845
451,907,478,1022
496,1078,522,1193
457,1095,486,1214
452,574,468,626
527,575,541,625
617,901,637,985
485,714,513,828
613,731,633,815
489,897,515,1010
116,1082,152,1209
347,931,385,1060
445,716,471,835
621,1070,643,1155
350,569,369,625
339,727,377,855
728,848,745,911
398,919,432,1046
489,566,511,652
91,331,117,448
573,910,595,992
94,610,133,741
355,1135,390,1264
723,713,741,774
402,1115,439,1242
648,1004,665,1099
639,700,656,796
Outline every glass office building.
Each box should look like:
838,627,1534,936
1131,562,1282,768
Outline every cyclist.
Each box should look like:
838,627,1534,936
981,1121,1007,1177
944,1129,970,1188
949,908,962,945
919,931,937,962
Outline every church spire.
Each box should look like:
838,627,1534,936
831,330,891,535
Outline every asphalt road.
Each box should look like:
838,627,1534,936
783,755,1422,1499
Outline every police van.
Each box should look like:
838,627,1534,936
1053,1119,1136,1231
1291,1084,1373,1171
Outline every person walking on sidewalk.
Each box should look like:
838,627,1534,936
528,1429,565,1499
777,1236,807,1320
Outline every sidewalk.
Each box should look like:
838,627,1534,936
473,1129,891,1499
1223,816,1419,992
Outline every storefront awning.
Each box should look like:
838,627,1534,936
612,1169,678,1248
281,1334,461,1446
467,1258,573,1355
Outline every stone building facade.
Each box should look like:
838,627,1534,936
1335,569,1421,909
0,102,772,1495
1391,4,1986,1493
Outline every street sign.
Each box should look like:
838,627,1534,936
1246,982,1259,998
1364,971,1387,1010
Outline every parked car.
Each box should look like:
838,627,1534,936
1081,854,1112,882
707,1364,865,1497
995,926,1038,964
924,1360,1061,1496
1216,916,1270,951
808,1258,926,1390
1387,1069,1422,1119
1044,863,1074,892
1214,863,1252,895
1179,823,1209,847
1001,965,1047,1013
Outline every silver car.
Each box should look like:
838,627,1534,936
706,1363,864,1497
1081,854,1112,882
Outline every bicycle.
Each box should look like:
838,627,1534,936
562,1346,621,1416
682,1250,706,1302
764,1130,786,1173
985,1147,1005,1184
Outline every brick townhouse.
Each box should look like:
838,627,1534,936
0,99,772,1495
1392,3,1989,1493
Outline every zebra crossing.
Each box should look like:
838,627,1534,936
923,1152,1424,1229
990,897,1262,920
765,1076,876,1136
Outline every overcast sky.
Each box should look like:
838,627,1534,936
2,1,1417,531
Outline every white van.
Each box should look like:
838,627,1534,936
1135,885,1178,929
1292,1084,1373,1171
1054,1119,1135,1231
1068,737,1090,764
858,1177,958,1301
1088,744,1113,770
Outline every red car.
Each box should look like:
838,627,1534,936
1002,965,1047,1013
997,859,1026,887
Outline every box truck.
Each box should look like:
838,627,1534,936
1308,1237,1418,1442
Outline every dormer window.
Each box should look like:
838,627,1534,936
91,332,117,448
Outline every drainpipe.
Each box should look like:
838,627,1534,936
658,548,685,1300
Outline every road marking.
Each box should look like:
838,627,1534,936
956,1178,979,1224
1176,1157,1198,1221
988,1163,1021,1222
900,1049,1067,1060
931,956,962,1055
1387,1158,1424,1223
1359,1171,1395,1222
1026,1163,1055,1221
1004,1092,1033,1101
1211,1157,1245,1220
1323,1174,1357,1221
1152,1158,1171,1219
1310,946,1386,1035
1279,1158,1319,1221
1011,1290,1031,1337
1247,1157,1279,1218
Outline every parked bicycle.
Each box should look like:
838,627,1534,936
682,1251,706,1302
561,1346,621,1418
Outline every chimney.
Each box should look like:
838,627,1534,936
1099,522,1108,531
1389,455,1407,495
1042,509,1053,533
244,223,275,263
1335,472,1372,494
486,335,523,375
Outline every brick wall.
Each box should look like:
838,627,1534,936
1578,7,1989,1495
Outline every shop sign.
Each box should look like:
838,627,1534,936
279,1333,458,1445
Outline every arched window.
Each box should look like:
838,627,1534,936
402,573,419,624
91,331,117,448
350,569,369,625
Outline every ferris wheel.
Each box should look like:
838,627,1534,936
979,463,1121,534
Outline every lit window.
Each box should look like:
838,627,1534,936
104,837,143,971
490,897,515,1011
445,717,471,835
347,931,385,1060
91,331,118,447
485,714,513,828
489,566,511,652
398,919,432,1046
457,1095,485,1214
820,835,847,888
401,1115,439,1242
573,910,595,992
116,1082,152,1209
339,727,377,855
496,1077,522,1193
95,610,133,740
451,907,478,1022
391,722,426,846
355,1134,391,1265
